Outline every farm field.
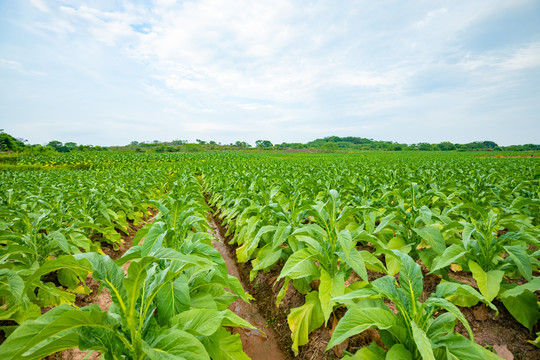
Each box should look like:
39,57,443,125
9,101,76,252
0,151,538,359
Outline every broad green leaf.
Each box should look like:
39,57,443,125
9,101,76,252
431,244,466,272
50,231,70,254
319,269,345,323
142,222,167,257
500,291,540,331
25,255,92,292
438,334,502,360
435,281,497,314
342,341,386,359
499,276,540,298
144,328,210,360
277,248,318,281
0,304,110,360
393,250,423,303
411,320,435,360
503,245,532,281
424,297,474,341
75,253,128,314
201,327,250,360
156,277,190,325
426,312,456,339
468,261,504,302
414,225,445,254
387,343,413,360
288,291,325,355
326,306,401,350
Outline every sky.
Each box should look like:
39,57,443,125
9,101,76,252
0,0,539,147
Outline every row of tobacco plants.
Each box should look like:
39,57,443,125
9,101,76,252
201,152,539,359
1,151,538,359
0,153,256,359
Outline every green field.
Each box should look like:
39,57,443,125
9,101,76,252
0,151,538,359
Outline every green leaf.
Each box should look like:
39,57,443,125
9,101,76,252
343,341,386,359
326,305,401,350
387,343,413,360
499,276,540,298
25,255,92,293
431,244,466,272
156,277,190,325
144,328,210,360
469,261,504,302
337,247,369,283
411,320,435,360
500,291,540,331
50,231,70,254
319,269,345,323
426,312,456,339
142,222,167,257
0,304,110,360
437,334,502,360
424,297,474,341
414,225,445,254
277,248,318,281
201,327,250,360
393,250,423,302
288,291,325,355
503,245,532,281
435,281,497,315
75,253,128,314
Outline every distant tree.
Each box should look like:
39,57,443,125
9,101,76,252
255,140,273,149
323,141,338,151
482,141,498,149
417,142,433,151
0,131,25,151
209,141,217,145
129,141,139,146
437,142,456,151
64,142,77,151
47,140,63,149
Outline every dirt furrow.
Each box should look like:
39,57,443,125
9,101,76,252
208,215,286,360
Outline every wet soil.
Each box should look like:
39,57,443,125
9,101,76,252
209,215,286,360
208,211,381,360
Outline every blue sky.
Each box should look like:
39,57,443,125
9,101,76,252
1,0,539,146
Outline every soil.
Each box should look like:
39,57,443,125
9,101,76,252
208,215,286,360
455,301,540,360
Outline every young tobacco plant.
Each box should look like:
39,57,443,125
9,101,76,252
277,190,386,355
0,250,255,360
327,251,502,360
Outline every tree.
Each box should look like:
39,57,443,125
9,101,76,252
322,141,338,151
0,131,25,151
437,142,456,151
255,140,273,149
47,140,63,149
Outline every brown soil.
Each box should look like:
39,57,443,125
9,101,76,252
455,301,540,360
209,215,286,360
208,211,382,360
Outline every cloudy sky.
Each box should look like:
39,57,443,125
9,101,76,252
1,0,539,146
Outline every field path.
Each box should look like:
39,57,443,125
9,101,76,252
208,215,286,360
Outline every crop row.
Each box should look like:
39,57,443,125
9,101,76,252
0,166,255,359
200,153,539,358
